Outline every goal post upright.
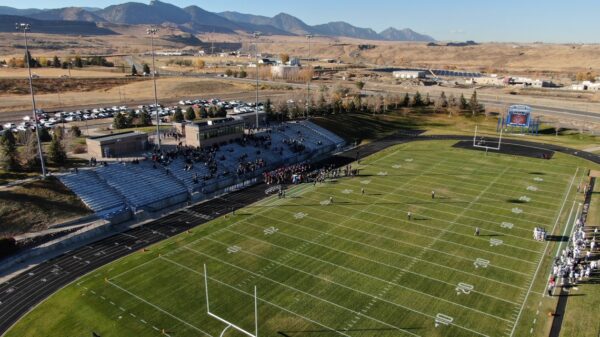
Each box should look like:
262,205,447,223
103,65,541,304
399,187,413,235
473,124,502,152
204,263,259,337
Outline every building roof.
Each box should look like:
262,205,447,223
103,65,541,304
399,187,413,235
88,131,147,143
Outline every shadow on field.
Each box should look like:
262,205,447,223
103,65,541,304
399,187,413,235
277,326,420,336
529,172,546,175
507,199,527,204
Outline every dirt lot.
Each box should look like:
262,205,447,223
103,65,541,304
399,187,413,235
0,77,148,95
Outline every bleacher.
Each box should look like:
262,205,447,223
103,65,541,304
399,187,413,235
59,170,130,220
59,121,345,221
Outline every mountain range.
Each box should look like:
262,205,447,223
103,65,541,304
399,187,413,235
0,0,435,42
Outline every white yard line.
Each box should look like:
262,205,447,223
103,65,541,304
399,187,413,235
107,280,213,337
509,167,579,337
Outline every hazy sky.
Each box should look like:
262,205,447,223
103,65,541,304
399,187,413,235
4,0,600,43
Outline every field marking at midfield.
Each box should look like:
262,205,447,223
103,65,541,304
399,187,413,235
263,205,536,266
247,209,534,290
222,226,519,305
106,280,212,337
509,167,580,337
185,246,490,337
202,233,514,322
107,184,315,282
159,256,355,337
300,189,543,252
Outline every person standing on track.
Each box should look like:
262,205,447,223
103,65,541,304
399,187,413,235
431,190,435,199
475,227,480,236
407,211,412,220
361,187,365,195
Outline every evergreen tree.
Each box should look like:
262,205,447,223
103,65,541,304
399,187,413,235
438,91,448,108
402,93,410,107
70,125,82,137
199,106,208,119
52,56,61,68
131,65,138,76
412,91,423,107
459,94,468,110
469,90,480,116
48,133,67,165
239,70,247,78
425,93,431,106
23,50,36,68
113,113,128,129
23,133,41,170
353,95,362,112
138,111,152,126
74,56,83,68
173,108,184,122
0,131,19,171
38,127,51,142
143,63,151,75
185,107,196,121
265,98,273,115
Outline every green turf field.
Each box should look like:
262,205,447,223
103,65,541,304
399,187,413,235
6,140,594,337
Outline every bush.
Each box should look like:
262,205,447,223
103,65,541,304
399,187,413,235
72,144,87,154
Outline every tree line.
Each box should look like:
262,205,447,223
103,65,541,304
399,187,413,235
4,52,114,69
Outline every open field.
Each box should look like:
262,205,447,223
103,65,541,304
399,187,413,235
5,140,593,337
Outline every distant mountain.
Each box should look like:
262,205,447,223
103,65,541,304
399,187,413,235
96,0,189,25
0,14,115,35
313,21,380,40
0,2,435,41
28,7,105,23
379,27,434,42
0,6,43,16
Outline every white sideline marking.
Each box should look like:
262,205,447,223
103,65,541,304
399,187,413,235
509,167,579,337
203,234,511,321
107,280,212,337
222,226,519,305
161,257,353,337
186,247,493,336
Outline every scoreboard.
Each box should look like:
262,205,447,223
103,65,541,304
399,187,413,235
507,105,532,127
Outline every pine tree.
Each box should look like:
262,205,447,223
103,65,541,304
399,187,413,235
52,56,61,68
143,64,151,75
48,133,67,166
199,106,208,119
0,131,19,171
74,56,83,68
469,90,480,116
131,65,138,76
459,94,468,110
402,93,410,107
185,107,196,121
113,113,128,129
412,91,423,107
138,111,152,126
173,108,184,123
70,125,82,137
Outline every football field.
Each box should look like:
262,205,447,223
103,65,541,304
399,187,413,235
6,140,590,337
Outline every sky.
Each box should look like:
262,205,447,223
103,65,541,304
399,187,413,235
4,0,600,43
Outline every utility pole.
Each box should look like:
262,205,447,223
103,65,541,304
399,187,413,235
147,27,161,149
253,32,261,130
305,34,313,119
16,23,46,178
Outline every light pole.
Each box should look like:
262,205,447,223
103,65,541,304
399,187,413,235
147,27,161,149
305,34,314,119
253,32,261,130
16,23,46,178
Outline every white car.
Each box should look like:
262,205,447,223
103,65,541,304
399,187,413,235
22,116,31,121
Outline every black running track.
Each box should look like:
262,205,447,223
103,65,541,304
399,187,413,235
1,132,599,336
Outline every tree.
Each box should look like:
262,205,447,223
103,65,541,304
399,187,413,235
225,69,233,77
38,127,52,142
217,106,227,118
23,50,36,68
61,61,69,69
469,90,479,116
173,108,184,123
279,53,290,64
131,65,138,76
113,113,129,129
70,125,82,137
52,56,61,68
199,106,208,119
355,81,365,92
74,55,83,68
264,98,273,115
143,63,151,75
23,132,41,170
185,107,196,121
195,59,205,69
0,131,19,171
436,91,448,109
48,133,67,166
239,70,247,78
138,110,152,126
402,93,410,107
424,93,431,106
459,94,468,110
412,91,423,107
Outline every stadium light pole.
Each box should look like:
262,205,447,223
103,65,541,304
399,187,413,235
305,34,313,120
147,27,161,150
253,32,261,130
16,23,46,178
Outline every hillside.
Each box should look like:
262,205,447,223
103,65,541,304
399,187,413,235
0,15,116,35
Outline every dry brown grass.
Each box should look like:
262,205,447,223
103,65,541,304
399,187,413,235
0,177,91,238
